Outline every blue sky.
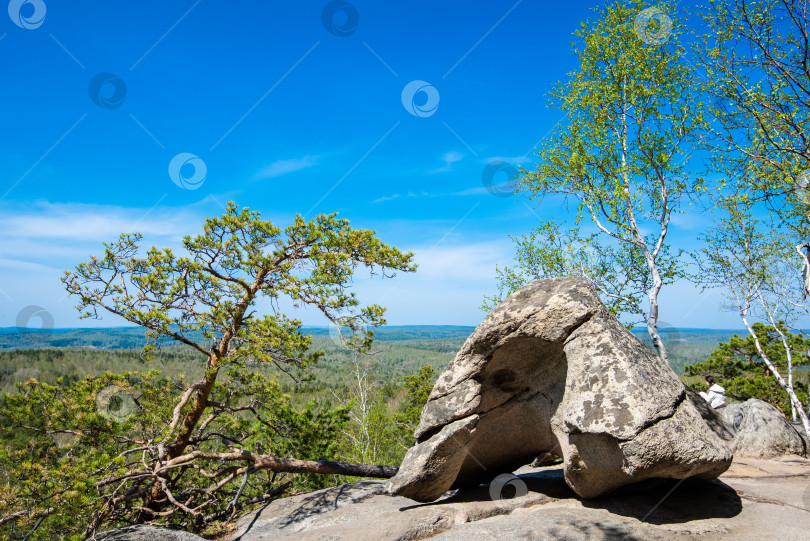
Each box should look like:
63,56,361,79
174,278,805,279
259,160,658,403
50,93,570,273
0,0,741,330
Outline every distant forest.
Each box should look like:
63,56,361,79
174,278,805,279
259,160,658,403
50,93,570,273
0,326,472,399
0,325,750,397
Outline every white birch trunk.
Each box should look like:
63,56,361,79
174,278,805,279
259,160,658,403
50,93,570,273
742,315,810,437
618,76,668,364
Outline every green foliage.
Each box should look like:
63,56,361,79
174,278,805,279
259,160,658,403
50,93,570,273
522,0,705,222
331,363,436,479
0,325,476,353
700,0,810,231
483,222,683,328
62,203,416,363
0,327,151,351
1,372,172,539
335,397,402,469
0,333,459,539
0,203,415,537
396,365,436,434
688,0,810,433
0,347,206,396
635,328,735,374
0,334,465,405
685,323,810,413
492,1,705,361
0,327,470,398
0,370,350,539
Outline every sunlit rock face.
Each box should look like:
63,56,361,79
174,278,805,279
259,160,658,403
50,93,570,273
387,277,733,501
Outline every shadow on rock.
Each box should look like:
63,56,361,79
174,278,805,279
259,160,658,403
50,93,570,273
540,519,652,541
399,468,741,528
232,481,384,540
398,468,575,512
583,477,743,524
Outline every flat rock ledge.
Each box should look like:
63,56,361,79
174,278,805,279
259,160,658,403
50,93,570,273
94,457,810,541
223,457,810,541
387,277,733,501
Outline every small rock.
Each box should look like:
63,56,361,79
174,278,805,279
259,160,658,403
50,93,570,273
721,399,807,458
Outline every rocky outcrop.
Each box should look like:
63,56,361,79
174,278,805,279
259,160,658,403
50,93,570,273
387,277,733,501
227,457,810,540
97,457,810,541
721,399,808,458
227,479,562,540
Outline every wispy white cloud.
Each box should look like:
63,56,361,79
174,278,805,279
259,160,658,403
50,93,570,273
409,241,510,282
0,201,215,327
372,193,402,204
255,156,319,179
669,212,712,230
372,192,431,204
0,202,199,242
428,151,464,174
0,258,54,271
0,201,212,273
339,239,513,324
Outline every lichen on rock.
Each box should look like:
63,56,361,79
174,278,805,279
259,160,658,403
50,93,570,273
387,277,733,501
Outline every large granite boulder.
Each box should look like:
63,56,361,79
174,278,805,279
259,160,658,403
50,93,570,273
387,277,733,501
721,399,807,458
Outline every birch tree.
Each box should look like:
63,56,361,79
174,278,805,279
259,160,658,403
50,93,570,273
700,0,810,291
331,352,396,467
695,0,810,430
696,199,810,434
509,0,706,363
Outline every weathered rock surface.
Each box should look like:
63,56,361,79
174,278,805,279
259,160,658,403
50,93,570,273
96,525,205,540
790,421,809,447
387,277,733,501
227,478,563,540
721,399,808,458
228,457,810,541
